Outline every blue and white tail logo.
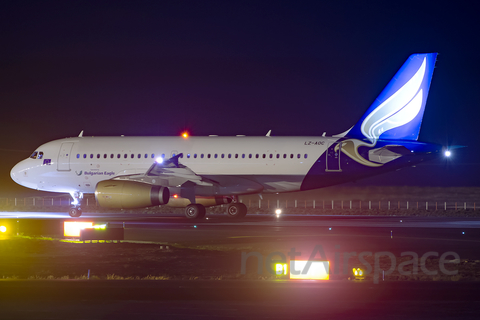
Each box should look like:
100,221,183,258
348,53,437,142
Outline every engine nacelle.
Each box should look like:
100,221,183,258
166,195,232,208
95,180,169,209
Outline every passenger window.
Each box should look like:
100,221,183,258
97,154,100,159
117,154,121,159
215,154,218,158
131,154,134,159
90,154,93,159
290,154,294,159
235,154,238,159
297,154,301,158
138,154,141,158
111,154,114,159
304,154,308,159
256,154,259,158
151,154,155,158
276,154,280,159
269,154,273,159
77,154,80,159
242,154,245,158
162,153,165,158
207,154,211,158
228,154,231,158
263,154,266,158
83,154,87,159
187,154,191,158
249,154,252,158
221,154,225,158
124,154,127,159
201,154,204,158
104,154,107,159
145,154,148,158
283,154,287,158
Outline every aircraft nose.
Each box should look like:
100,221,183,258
10,160,31,186
10,162,21,183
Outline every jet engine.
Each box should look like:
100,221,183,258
95,180,169,209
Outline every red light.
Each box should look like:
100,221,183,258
173,194,178,199
182,132,189,139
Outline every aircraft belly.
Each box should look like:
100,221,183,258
201,174,304,194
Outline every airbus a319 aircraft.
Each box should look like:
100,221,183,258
11,53,446,219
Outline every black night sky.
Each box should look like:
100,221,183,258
1,1,479,196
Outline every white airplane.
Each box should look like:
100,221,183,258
11,53,446,219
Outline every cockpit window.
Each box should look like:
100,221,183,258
29,151,44,159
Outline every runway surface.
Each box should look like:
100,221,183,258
2,211,480,259
3,211,480,229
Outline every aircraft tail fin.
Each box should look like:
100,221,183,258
346,53,437,143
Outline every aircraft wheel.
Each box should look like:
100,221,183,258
185,204,206,219
226,203,247,218
69,207,82,218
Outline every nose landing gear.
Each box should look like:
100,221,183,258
68,207,82,217
69,191,83,218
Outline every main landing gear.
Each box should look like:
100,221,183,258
68,191,83,218
185,204,206,219
184,202,248,219
226,203,247,218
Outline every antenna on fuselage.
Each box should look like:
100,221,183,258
266,130,272,137
78,130,84,137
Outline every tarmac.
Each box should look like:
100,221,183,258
1,211,480,319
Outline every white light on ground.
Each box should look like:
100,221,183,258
445,150,451,157
64,222,93,237
290,261,330,280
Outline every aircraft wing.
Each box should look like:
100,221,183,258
145,154,216,187
111,153,264,196
114,154,216,187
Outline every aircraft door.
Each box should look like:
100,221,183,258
326,142,342,172
57,142,74,171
